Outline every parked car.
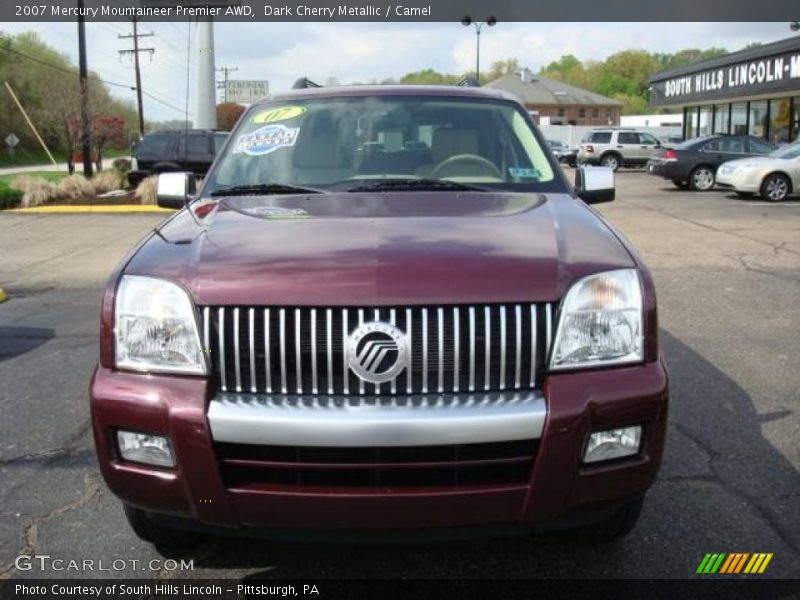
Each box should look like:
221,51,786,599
91,85,667,551
716,142,800,201
577,129,662,171
128,129,229,186
547,140,577,167
647,135,778,191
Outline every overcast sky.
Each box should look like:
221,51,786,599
0,21,794,122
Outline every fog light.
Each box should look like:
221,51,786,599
583,426,642,464
117,430,174,467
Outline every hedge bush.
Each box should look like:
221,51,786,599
0,187,24,209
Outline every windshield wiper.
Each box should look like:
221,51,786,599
345,179,485,193
209,183,324,197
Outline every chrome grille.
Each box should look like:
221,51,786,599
202,304,553,396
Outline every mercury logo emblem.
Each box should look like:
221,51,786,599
346,321,409,384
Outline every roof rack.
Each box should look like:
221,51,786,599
456,76,480,87
292,77,322,89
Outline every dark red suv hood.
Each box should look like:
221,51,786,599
126,192,634,305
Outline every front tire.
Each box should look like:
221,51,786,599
124,504,205,554
760,173,790,202
689,166,715,191
600,153,620,172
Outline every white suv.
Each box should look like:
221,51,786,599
578,129,662,171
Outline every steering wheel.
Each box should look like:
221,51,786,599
430,154,502,180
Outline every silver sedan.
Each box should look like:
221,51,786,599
716,143,800,202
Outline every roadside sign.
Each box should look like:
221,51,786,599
225,80,269,103
5,133,19,148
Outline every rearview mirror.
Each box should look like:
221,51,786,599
574,166,614,204
156,172,196,209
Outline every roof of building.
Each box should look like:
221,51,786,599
649,35,800,83
484,72,623,107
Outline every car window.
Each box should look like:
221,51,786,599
639,133,659,145
748,139,776,154
717,138,746,153
701,139,722,152
769,143,800,159
136,134,173,154
205,96,556,193
617,132,639,144
214,134,228,153
184,135,211,155
588,132,612,143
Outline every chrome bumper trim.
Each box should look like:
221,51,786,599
208,391,547,447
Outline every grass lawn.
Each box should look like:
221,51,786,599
0,147,130,168
0,171,70,190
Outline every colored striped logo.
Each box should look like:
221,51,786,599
696,553,773,574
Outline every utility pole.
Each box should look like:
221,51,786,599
216,65,238,103
77,0,92,177
195,21,217,129
118,19,154,137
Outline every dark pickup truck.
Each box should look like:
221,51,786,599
91,85,668,552
128,129,228,186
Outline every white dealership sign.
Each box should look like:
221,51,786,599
225,80,269,103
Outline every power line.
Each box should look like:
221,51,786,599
143,90,190,115
216,65,238,102
118,19,154,136
0,43,135,90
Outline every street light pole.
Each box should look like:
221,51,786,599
461,16,496,84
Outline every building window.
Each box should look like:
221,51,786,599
592,108,599,118
579,108,586,118
792,98,800,143
748,101,768,138
685,106,697,139
730,102,747,135
698,106,713,136
713,104,730,134
558,108,565,117
769,98,792,144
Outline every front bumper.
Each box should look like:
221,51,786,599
91,359,668,532
715,169,761,193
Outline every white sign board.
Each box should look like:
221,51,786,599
225,80,269,103
5,133,19,147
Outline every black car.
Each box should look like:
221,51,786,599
547,139,577,167
647,134,777,191
129,130,228,186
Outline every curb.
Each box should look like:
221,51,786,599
7,205,174,214
0,287,6,303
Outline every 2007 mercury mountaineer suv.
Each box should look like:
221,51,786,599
90,85,668,550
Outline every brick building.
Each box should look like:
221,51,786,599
484,69,622,126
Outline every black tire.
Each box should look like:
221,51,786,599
672,180,689,189
760,173,791,202
569,497,644,542
123,504,204,554
689,165,715,191
600,153,620,172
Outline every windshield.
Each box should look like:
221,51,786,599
204,96,556,194
769,143,800,159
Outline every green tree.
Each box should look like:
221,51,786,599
399,68,461,85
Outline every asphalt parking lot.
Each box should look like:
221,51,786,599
0,171,798,580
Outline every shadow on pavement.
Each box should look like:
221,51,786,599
0,327,54,362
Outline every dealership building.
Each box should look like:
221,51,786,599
649,36,800,143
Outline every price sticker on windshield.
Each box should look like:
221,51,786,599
233,124,300,156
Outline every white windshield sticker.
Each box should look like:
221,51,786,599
233,124,299,156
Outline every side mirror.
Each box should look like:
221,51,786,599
156,172,196,209
574,166,614,204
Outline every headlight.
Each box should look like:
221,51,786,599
115,275,207,374
550,269,643,370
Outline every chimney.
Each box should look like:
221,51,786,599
520,68,533,83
